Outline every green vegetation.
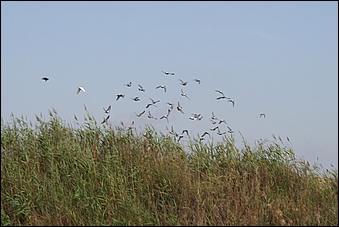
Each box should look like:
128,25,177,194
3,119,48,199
1,110,338,226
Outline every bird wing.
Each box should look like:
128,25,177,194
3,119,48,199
215,89,224,96
78,87,86,93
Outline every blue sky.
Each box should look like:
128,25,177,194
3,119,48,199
1,1,338,171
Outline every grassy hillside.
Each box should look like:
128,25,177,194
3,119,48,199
1,111,338,226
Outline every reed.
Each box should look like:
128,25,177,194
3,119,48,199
1,111,337,225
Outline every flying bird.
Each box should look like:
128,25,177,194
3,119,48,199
128,121,135,130
227,126,234,133
217,130,227,135
210,126,219,131
138,84,145,92
103,105,111,114
188,116,195,120
124,82,132,87
149,97,160,105
167,103,174,116
161,70,175,76
210,119,218,124
201,131,210,138
181,89,190,100
166,102,174,113
116,94,125,100
260,113,266,118
193,79,201,84
42,77,49,81
134,110,146,117
215,89,225,97
131,97,140,101
146,97,160,108
76,86,86,94
148,111,157,120
179,79,188,86
216,95,230,100
177,101,184,114
215,89,230,100
145,103,154,109
191,113,201,120
182,129,189,136
218,119,227,125
101,115,110,124
178,135,184,142
156,85,167,93
167,102,174,109
228,99,235,107
211,112,218,120
169,125,179,137
160,114,169,123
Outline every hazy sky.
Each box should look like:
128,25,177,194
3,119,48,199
1,2,338,171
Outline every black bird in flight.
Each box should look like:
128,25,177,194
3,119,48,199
124,82,132,87
161,70,175,76
131,96,140,101
201,131,210,139
42,77,49,81
179,79,188,86
116,94,125,100
138,84,145,92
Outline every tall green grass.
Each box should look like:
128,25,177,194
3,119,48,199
1,111,338,225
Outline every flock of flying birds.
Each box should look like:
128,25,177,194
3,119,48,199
41,71,270,142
